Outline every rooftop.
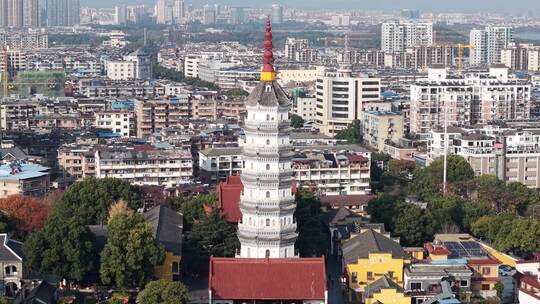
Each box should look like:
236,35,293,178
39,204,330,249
209,257,326,300
0,162,50,181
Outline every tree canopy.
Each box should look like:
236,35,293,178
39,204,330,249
335,120,362,144
52,177,142,225
136,279,189,304
290,114,305,129
183,209,238,275
0,195,48,238
100,213,165,289
24,213,95,282
294,191,328,257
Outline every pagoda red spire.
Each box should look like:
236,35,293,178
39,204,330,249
260,16,276,81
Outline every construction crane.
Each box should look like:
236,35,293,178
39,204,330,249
457,44,476,72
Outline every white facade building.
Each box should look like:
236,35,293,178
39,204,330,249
470,26,513,66
381,22,433,52
94,110,134,137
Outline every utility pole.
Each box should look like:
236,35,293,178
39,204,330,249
443,105,448,196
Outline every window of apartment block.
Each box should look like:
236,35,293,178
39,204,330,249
481,284,490,291
411,282,422,290
460,280,468,287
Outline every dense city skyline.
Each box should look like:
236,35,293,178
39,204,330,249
82,0,540,13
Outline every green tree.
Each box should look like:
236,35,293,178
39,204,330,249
428,195,465,232
409,155,474,199
290,114,305,129
100,213,165,289
136,279,189,304
180,193,216,227
366,195,399,231
53,177,142,225
24,213,95,283
295,191,328,257
335,120,362,144
393,203,434,247
183,209,238,275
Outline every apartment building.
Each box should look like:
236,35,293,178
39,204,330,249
470,26,513,65
0,50,27,74
292,150,371,196
381,22,433,53
293,95,317,122
427,126,540,188
0,101,39,130
0,32,48,49
183,55,201,78
105,49,152,81
57,144,96,180
361,111,405,152
0,162,50,198
410,66,531,136
95,145,193,187
314,69,381,136
199,145,371,195
500,43,531,71
94,110,135,137
134,99,189,138
284,38,318,63
199,147,243,184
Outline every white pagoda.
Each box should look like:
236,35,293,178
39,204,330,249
236,18,298,259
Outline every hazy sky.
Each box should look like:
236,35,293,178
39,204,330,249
84,0,540,13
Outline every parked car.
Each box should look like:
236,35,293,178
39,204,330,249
499,265,513,276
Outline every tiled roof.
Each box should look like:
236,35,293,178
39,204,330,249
209,257,326,300
216,176,243,223
144,205,183,256
0,234,23,261
364,275,404,298
343,229,405,264
245,81,290,107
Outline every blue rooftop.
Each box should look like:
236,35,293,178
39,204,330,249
0,163,50,181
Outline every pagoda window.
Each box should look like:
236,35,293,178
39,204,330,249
266,191,270,198
266,114,270,120
265,249,270,258
266,139,270,145
284,248,288,258
266,164,270,170
266,219,270,226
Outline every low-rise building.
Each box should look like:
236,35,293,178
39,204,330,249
95,145,193,187
199,147,243,184
0,162,50,198
57,144,97,181
94,110,135,137
361,111,404,152
0,234,24,297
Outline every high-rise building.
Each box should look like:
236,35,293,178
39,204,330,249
237,18,297,259
7,0,23,27
114,5,126,25
314,37,381,136
410,66,530,136
46,0,80,26
381,22,433,52
22,0,39,27
470,26,513,66
229,7,246,25
173,0,184,24
202,4,216,25
126,5,146,24
155,0,172,24
271,4,283,24
0,0,7,27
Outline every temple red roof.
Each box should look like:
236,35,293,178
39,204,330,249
209,257,327,300
216,176,243,223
